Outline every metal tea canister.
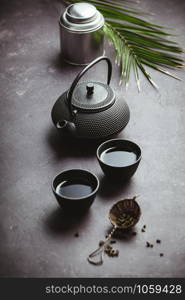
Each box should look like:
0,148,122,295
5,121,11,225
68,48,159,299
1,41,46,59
59,2,105,65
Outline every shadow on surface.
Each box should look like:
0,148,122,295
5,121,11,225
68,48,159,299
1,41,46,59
47,52,82,76
106,225,138,243
46,127,99,159
98,175,133,199
46,127,121,160
44,207,92,235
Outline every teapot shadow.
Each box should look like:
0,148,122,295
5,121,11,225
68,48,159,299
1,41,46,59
46,126,121,160
44,206,92,235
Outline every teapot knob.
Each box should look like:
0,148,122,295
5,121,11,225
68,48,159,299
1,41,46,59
86,83,94,96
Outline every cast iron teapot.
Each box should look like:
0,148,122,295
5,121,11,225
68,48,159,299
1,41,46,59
51,56,130,139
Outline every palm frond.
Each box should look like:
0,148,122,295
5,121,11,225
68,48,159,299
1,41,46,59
67,0,185,90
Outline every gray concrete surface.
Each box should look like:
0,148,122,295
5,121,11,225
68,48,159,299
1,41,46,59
0,0,185,277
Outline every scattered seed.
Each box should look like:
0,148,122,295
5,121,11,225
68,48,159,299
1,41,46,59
146,241,154,248
110,240,116,244
156,239,161,244
105,244,112,251
105,247,119,257
146,241,150,248
143,225,146,229
105,247,112,254
160,253,164,257
104,242,119,258
99,240,104,247
141,228,145,232
74,232,79,237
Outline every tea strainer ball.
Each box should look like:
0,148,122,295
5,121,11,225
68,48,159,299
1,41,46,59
88,196,141,265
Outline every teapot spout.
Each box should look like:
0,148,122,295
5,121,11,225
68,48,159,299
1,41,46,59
56,120,76,137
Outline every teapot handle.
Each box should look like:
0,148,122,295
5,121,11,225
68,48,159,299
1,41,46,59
67,56,112,117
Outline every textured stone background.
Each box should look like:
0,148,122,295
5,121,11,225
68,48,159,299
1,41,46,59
0,0,185,277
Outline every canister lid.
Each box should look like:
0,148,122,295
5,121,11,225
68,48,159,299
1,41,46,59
67,3,96,23
60,3,104,32
71,81,115,112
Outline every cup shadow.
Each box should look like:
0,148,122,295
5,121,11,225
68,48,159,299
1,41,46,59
98,174,133,199
44,206,92,235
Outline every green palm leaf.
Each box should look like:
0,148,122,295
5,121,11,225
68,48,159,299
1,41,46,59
66,0,185,90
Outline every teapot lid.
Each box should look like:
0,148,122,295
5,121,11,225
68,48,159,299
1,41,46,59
71,81,115,112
